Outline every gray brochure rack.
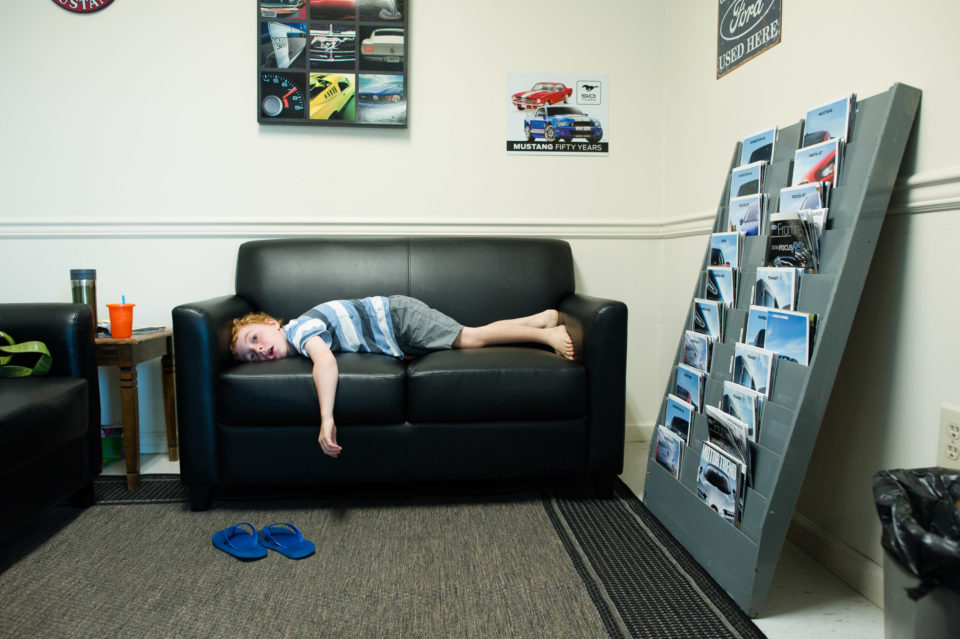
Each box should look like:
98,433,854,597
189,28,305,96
642,83,921,616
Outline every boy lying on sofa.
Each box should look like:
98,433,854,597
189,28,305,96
230,295,574,459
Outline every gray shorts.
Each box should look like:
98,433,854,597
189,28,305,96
388,295,464,356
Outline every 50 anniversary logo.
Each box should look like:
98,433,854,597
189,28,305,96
52,0,114,14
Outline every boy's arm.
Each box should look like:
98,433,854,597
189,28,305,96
302,336,342,458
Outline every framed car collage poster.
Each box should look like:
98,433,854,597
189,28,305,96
258,0,407,127
506,72,609,155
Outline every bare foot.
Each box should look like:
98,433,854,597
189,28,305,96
548,325,575,360
530,309,560,329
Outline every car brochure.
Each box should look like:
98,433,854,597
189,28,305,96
676,363,707,412
728,193,765,237
722,380,764,443
753,266,800,311
801,93,856,148
706,266,738,308
778,182,829,213
710,232,741,269
697,440,745,525
692,298,724,341
744,305,769,348
683,329,713,373
792,138,842,189
740,126,777,166
797,207,829,255
655,425,684,480
763,309,818,366
664,393,695,445
766,210,819,272
729,161,766,202
733,341,776,396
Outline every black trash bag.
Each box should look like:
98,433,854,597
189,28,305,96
874,467,960,600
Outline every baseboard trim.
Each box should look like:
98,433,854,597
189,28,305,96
787,512,884,608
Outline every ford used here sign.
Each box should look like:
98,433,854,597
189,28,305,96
717,0,781,78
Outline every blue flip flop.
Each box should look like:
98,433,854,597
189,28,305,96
257,522,315,559
212,522,268,560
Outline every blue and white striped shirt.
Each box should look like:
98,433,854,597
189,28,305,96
283,296,403,359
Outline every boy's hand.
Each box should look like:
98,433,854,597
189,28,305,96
319,421,342,458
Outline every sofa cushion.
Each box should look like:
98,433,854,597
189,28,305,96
218,353,406,426
406,347,586,423
0,377,88,474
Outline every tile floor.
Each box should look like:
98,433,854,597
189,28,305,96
105,442,885,638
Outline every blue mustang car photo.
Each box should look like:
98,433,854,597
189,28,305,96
523,105,603,143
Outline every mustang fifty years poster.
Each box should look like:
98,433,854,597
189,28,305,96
506,73,609,155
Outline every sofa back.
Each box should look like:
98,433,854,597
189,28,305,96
236,237,575,326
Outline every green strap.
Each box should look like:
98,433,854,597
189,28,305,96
0,331,52,377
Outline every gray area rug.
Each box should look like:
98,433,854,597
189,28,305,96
0,477,764,639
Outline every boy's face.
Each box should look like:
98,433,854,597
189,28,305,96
234,319,292,362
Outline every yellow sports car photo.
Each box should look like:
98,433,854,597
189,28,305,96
309,74,355,120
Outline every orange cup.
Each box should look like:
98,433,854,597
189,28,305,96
106,303,135,338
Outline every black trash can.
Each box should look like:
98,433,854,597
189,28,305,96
874,467,960,639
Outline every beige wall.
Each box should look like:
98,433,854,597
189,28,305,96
660,0,960,604
0,0,668,444
3,0,959,607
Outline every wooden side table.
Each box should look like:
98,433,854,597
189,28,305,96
95,329,178,490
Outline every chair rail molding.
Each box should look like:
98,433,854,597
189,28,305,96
2,168,956,240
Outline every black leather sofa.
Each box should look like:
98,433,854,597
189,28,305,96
172,237,627,510
0,303,101,541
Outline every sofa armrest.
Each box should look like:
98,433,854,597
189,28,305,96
559,294,628,474
171,295,252,485
0,303,101,472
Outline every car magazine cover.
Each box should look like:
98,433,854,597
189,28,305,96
692,298,724,340
753,266,799,311
710,232,741,269
697,441,745,525
705,266,738,308
766,211,819,272
676,363,707,412
745,305,769,348
704,405,751,487
740,126,777,165
728,194,765,237
733,341,776,397
655,426,684,480
778,183,829,213
683,330,712,373
801,93,856,148
722,380,764,442
764,309,817,366
792,138,842,188
664,394,695,445
729,161,765,202
506,72,609,155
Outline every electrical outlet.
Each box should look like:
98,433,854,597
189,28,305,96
936,403,960,470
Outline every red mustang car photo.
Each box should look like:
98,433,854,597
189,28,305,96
511,82,573,110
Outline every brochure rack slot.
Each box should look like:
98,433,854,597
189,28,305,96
643,83,921,616
818,229,853,275
740,488,769,541
741,235,766,266
710,342,735,379
797,274,836,315
724,309,747,346
769,360,808,407
757,400,795,453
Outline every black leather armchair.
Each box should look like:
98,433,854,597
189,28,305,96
0,303,101,541
174,238,627,509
